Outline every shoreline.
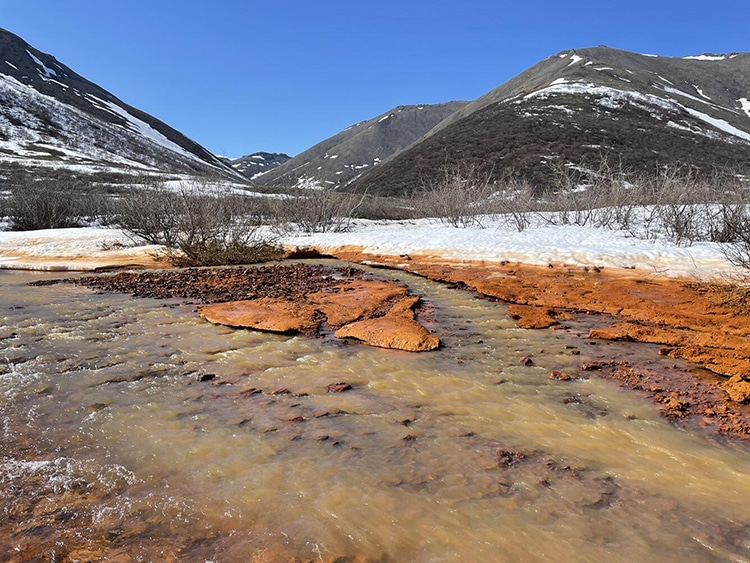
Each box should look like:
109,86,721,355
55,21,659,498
4,238,749,441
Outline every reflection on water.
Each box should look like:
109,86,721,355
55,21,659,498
1,264,749,562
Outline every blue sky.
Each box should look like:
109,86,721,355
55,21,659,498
1,1,748,157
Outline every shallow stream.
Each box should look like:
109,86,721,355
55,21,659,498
1,263,749,561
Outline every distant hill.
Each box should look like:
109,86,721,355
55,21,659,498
226,152,291,180
344,47,750,196
0,28,238,182
255,102,467,189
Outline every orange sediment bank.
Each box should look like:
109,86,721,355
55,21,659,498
286,245,750,437
199,278,440,352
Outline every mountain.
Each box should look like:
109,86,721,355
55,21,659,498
226,152,291,180
0,28,237,181
254,102,467,189
347,47,750,196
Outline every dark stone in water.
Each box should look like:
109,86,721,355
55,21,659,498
197,373,216,382
520,356,534,366
327,382,352,393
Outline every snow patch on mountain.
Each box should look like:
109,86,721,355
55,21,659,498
524,81,750,144
683,107,750,142
26,50,57,78
683,54,727,61
739,98,750,118
84,94,204,164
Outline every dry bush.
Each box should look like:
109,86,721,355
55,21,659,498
270,188,366,233
114,180,282,267
487,177,537,232
5,175,108,231
412,163,495,228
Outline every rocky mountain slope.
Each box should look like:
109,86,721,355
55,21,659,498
345,47,750,195
255,102,467,189
226,152,291,180
0,28,237,181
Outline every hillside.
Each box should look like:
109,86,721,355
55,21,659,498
255,102,467,189
226,152,291,180
0,28,237,182
347,47,750,195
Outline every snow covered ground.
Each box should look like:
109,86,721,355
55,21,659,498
0,216,743,279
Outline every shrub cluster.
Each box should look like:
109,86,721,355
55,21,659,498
113,180,283,267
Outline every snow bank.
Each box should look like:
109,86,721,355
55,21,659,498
0,217,742,278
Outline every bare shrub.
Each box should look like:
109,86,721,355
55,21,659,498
270,188,366,233
114,180,282,267
5,176,100,231
488,177,537,232
412,163,495,228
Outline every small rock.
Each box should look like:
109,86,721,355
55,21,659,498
520,356,534,366
581,361,608,371
549,371,572,381
197,373,216,382
327,382,352,393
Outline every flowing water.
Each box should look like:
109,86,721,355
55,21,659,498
1,263,749,562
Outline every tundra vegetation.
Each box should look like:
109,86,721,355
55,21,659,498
1,162,749,271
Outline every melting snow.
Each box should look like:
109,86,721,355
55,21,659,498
739,98,750,118
694,86,711,100
26,50,58,78
1,217,740,279
550,78,568,86
568,54,583,66
683,106,750,142
4,61,18,70
85,94,205,163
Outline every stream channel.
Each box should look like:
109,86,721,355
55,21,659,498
1,261,749,562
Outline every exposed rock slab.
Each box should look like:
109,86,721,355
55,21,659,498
198,298,320,335
334,296,440,352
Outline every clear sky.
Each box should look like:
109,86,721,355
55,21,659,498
0,1,748,158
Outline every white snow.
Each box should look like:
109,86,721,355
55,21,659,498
682,106,750,142
0,227,162,271
662,86,716,108
26,50,58,78
525,81,750,143
684,54,727,61
85,94,205,164
694,86,711,100
739,98,750,118
568,54,583,66
5,61,18,70
0,216,741,279
550,78,568,86
525,81,675,114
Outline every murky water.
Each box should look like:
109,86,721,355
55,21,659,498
1,263,749,562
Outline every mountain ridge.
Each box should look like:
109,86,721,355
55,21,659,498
0,27,238,181
347,46,750,195
255,101,468,189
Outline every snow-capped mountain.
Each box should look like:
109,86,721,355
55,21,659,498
0,28,236,180
255,102,467,189
226,152,291,180
345,47,750,195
